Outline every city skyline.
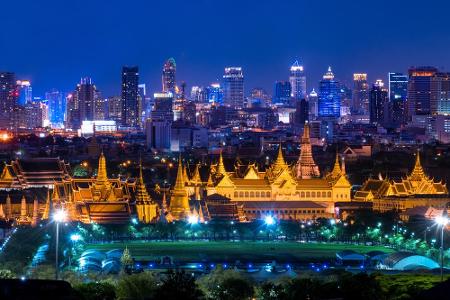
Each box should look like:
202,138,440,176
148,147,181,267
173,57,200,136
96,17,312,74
1,0,450,96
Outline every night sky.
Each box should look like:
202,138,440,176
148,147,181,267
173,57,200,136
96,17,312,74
1,0,449,97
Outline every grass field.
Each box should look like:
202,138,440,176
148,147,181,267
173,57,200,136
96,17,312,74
85,241,394,263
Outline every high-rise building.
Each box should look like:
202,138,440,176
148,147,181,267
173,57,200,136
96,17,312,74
223,67,244,109
308,89,318,120
273,81,291,106
248,88,270,107
121,66,140,128
46,89,65,125
0,72,18,129
432,72,450,115
369,80,388,125
318,67,341,119
16,80,32,105
294,98,309,126
407,66,438,118
162,58,176,93
352,73,369,115
289,60,306,101
205,83,223,104
106,96,122,122
146,92,174,151
388,72,408,126
24,100,48,129
66,77,100,130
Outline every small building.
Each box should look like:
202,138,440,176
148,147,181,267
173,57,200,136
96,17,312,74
336,250,366,266
379,252,439,271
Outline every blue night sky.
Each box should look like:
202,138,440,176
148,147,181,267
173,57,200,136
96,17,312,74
1,0,449,97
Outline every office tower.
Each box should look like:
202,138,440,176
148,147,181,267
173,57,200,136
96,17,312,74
223,67,244,109
45,89,65,125
318,67,341,119
432,72,450,115
190,86,207,103
289,60,306,101
16,80,32,105
369,80,388,125
162,58,176,93
407,66,438,118
182,101,197,124
24,100,47,128
146,92,174,151
308,89,318,120
106,96,122,122
0,72,18,129
121,66,140,128
273,81,291,106
388,72,408,126
138,83,146,123
66,77,100,130
352,73,369,114
205,83,224,104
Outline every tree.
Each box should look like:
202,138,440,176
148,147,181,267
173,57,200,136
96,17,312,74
116,272,158,300
339,273,382,300
154,270,204,300
212,277,254,300
120,247,134,274
0,269,14,279
257,282,287,300
74,282,116,300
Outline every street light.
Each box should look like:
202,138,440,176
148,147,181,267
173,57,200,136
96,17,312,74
435,206,448,282
264,216,275,226
69,234,82,268
53,209,67,280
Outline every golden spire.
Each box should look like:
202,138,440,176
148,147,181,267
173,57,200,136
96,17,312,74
96,152,110,185
275,143,286,166
296,123,320,179
19,195,27,222
330,152,342,179
0,163,13,181
42,189,51,220
183,165,190,185
174,155,185,190
5,194,12,219
135,160,151,203
410,150,426,180
216,151,227,175
32,197,39,227
192,163,201,184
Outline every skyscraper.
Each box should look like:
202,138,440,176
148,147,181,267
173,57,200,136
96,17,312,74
369,80,388,125
273,81,291,106
388,72,408,126
121,66,140,128
162,58,176,93
66,77,100,130
318,67,340,119
308,89,318,120
352,73,369,114
0,72,18,129
289,60,306,101
223,67,244,109
46,89,65,125
432,72,450,115
407,66,438,118
205,83,223,104
16,80,32,105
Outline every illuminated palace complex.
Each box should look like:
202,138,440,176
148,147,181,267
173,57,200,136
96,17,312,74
0,124,447,225
354,151,449,212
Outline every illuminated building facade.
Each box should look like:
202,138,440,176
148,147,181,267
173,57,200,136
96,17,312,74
46,89,65,126
318,67,341,119
0,154,158,225
162,58,176,93
388,72,408,126
223,67,244,109
407,66,438,118
369,79,388,125
121,66,140,128
0,72,18,129
354,151,449,212
352,73,369,115
66,78,101,130
289,60,306,100
273,81,291,106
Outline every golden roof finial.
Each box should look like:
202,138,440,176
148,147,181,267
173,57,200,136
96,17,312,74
174,155,185,190
96,152,109,183
0,163,13,181
330,151,342,179
409,149,426,180
216,150,227,175
135,160,151,203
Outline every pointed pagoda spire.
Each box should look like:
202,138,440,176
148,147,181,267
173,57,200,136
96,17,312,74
216,151,227,175
296,122,320,179
0,204,5,219
42,189,52,220
191,163,201,184
96,151,110,186
135,160,151,203
19,195,27,223
0,163,13,181
270,143,289,177
174,155,185,190
341,155,346,175
330,151,342,179
182,165,190,185
5,194,12,220
410,149,426,180
32,197,39,227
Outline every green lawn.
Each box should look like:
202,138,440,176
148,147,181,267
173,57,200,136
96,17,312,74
85,241,394,263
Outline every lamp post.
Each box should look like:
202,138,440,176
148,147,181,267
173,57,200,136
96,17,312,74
435,203,448,282
53,210,67,280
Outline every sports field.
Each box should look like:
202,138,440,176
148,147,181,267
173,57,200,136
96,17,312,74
85,241,394,263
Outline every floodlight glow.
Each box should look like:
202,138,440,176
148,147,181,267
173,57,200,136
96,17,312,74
53,210,67,223
131,218,138,225
435,216,449,226
70,234,82,242
265,216,275,225
188,215,199,224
